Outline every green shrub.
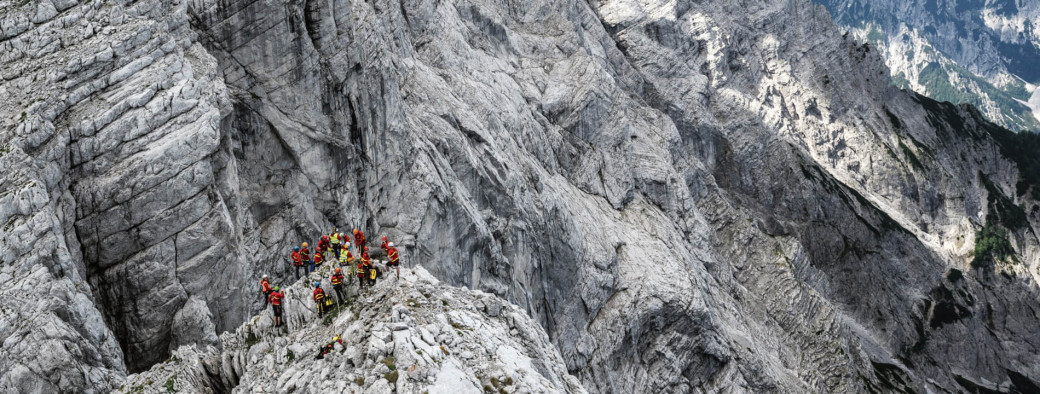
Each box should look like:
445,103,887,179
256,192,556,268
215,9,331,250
972,223,1017,268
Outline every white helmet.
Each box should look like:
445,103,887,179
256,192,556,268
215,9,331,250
263,274,268,278
388,242,395,247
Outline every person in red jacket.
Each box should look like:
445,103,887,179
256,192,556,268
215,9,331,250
331,268,346,304
313,282,327,317
356,258,368,291
386,243,401,280
380,236,389,251
317,235,330,255
361,249,377,288
300,242,311,267
291,247,303,279
353,229,366,251
268,286,285,327
312,251,325,272
260,275,272,306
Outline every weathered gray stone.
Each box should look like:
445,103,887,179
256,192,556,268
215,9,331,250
2,0,1040,393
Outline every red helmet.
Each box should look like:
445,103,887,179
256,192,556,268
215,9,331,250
382,236,387,241
364,246,369,251
335,267,341,273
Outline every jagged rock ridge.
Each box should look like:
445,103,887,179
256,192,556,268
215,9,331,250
116,266,586,393
1,0,1039,393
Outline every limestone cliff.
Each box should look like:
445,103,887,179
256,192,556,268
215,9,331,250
1,0,1039,393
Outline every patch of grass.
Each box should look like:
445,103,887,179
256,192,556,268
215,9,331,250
245,328,261,348
354,376,365,386
164,375,175,393
442,299,449,306
384,370,399,384
286,349,295,363
381,356,396,371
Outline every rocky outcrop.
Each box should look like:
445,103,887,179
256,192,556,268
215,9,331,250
116,266,586,394
2,0,1040,392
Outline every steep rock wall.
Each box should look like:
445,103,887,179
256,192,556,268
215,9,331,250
1,0,1039,393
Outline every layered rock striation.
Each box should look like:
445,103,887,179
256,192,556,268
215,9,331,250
1,0,1039,393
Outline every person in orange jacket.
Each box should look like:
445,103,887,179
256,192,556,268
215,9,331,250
386,243,401,280
260,275,273,306
268,286,285,327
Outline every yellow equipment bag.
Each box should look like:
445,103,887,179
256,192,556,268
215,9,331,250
369,268,377,280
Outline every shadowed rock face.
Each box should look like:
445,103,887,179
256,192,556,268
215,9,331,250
1,0,1039,393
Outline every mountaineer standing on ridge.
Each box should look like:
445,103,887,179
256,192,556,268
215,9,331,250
356,256,368,292
313,282,327,317
331,268,346,305
330,230,341,259
313,250,325,272
300,242,311,271
339,242,354,268
317,234,330,259
386,243,401,280
362,248,377,288
268,286,284,327
353,229,366,252
260,275,272,307
291,247,304,279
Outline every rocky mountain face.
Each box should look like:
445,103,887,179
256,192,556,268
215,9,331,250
2,0,1040,393
816,0,1040,132
116,266,587,394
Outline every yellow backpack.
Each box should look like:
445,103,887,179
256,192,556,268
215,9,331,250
369,267,377,280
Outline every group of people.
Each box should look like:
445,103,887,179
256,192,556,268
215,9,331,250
257,228,405,327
